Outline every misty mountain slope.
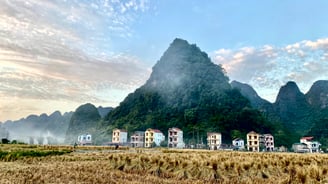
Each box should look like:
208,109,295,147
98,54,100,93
104,38,279,143
231,80,274,112
65,103,101,144
97,106,113,118
2,111,73,143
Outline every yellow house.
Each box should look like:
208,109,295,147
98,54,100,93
112,129,128,144
144,128,165,148
247,131,260,152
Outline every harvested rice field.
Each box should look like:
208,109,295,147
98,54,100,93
0,145,328,183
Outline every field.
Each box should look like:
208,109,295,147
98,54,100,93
0,145,328,183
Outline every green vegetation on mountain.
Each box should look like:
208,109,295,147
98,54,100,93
307,107,328,150
104,38,290,146
273,81,315,135
65,103,101,144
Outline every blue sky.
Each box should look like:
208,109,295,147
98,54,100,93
1,0,328,121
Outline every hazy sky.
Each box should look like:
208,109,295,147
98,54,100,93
1,0,328,121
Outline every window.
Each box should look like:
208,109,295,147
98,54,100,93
254,136,257,139
249,136,251,139
255,141,258,145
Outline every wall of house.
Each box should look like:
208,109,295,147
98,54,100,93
168,130,185,148
247,133,259,152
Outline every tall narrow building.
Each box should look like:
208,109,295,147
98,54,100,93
168,127,185,148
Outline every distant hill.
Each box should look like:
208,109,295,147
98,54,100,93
2,111,73,143
1,105,112,144
305,80,328,110
230,80,273,112
273,81,314,134
104,38,282,144
65,103,110,144
233,80,328,146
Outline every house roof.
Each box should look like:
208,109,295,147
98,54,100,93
293,143,307,146
169,127,182,131
113,129,127,132
247,131,258,134
152,129,162,133
300,136,313,141
131,131,145,136
133,131,145,134
146,128,163,133
207,132,221,136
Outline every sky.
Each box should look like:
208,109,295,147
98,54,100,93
1,0,328,122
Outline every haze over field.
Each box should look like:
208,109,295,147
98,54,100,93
1,0,328,121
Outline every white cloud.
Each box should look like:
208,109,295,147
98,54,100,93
0,0,151,121
213,38,328,102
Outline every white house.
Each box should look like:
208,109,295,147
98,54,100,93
145,128,165,148
300,136,321,153
247,131,260,152
77,134,92,145
232,138,245,150
207,132,221,150
112,129,128,144
168,127,185,148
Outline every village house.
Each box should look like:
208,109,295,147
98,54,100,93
77,133,92,145
232,138,245,150
130,131,145,148
261,134,274,151
145,128,165,148
292,143,310,153
278,145,288,152
247,131,260,152
300,136,321,153
207,132,221,150
112,129,128,144
168,127,185,148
